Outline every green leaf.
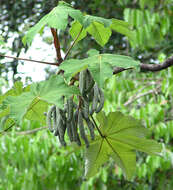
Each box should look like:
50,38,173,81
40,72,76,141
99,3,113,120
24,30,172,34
0,81,30,120
111,19,135,41
60,54,139,88
4,75,79,123
87,49,99,57
59,59,88,82
23,1,84,45
83,15,112,28
69,21,87,43
85,111,162,180
87,21,112,46
70,15,112,46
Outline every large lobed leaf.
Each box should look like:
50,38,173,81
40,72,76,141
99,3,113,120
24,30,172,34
84,111,162,180
60,52,140,88
70,16,135,47
23,1,135,47
23,1,84,45
3,75,79,124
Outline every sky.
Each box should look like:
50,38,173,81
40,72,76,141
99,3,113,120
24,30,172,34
2,31,65,87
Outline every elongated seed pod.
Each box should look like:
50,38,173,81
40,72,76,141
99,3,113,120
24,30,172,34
71,117,77,141
88,88,94,102
54,108,60,136
90,84,99,115
59,109,67,127
56,107,66,146
67,98,73,122
95,87,104,113
47,105,56,132
58,117,66,146
73,110,81,146
52,109,57,131
82,100,89,120
67,122,73,142
78,110,89,148
85,71,95,94
79,70,87,96
85,118,95,140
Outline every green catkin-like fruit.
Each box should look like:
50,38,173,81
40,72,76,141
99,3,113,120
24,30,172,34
54,108,60,136
82,100,89,120
95,87,104,113
73,110,81,146
78,110,89,148
52,109,57,131
71,117,77,140
59,109,66,125
90,84,99,115
67,98,73,122
79,70,87,96
88,88,94,102
85,118,95,140
47,105,56,132
85,70,95,94
67,122,73,142
58,117,66,146
56,107,66,146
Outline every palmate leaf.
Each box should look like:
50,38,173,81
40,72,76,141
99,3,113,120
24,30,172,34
60,53,139,88
69,15,135,46
3,75,79,124
23,1,84,46
0,81,30,119
110,18,135,41
85,111,162,180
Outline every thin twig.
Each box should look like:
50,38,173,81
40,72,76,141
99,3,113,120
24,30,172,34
64,27,83,60
0,54,57,66
124,85,161,106
50,28,63,64
0,122,15,135
0,126,48,136
15,126,48,135
113,55,173,74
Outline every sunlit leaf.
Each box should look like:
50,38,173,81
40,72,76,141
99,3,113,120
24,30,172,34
69,21,87,42
23,1,84,45
85,111,162,180
60,54,139,87
3,75,79,123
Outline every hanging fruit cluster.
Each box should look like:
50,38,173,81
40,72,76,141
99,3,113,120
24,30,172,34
46,69,104,148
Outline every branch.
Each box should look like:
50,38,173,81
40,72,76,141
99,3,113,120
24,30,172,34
15,126,48,135
140,56,173,71
0,54,57,66
1,126,48,136
124,85,161,106
0,122,15,135
113,55,173,74
64,27,83,60
50,28,63,64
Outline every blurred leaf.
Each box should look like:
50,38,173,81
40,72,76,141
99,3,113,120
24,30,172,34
111,18,135,41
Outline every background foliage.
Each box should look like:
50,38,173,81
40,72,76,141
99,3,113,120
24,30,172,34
0,0,173,189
